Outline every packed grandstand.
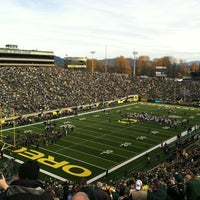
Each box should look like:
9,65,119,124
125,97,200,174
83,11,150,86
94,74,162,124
0,64,199,199
0,66,200,117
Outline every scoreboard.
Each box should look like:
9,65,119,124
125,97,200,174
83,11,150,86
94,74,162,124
65,57,87,69
155,66,167,77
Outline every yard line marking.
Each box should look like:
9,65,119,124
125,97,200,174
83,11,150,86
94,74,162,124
59,136,129,158
32,145,107,170
54,143,124,162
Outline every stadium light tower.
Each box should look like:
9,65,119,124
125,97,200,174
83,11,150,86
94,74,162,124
132,50,138,77
90,51,95,73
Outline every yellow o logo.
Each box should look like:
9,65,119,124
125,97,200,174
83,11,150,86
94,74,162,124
118,118,137,124
62,165,92,177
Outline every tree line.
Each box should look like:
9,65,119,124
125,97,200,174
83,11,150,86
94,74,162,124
87,56,200,78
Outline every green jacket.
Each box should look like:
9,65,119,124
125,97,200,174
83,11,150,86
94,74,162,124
147,189,168,200
186,179,200,200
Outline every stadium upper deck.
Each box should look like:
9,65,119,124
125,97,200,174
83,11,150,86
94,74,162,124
0,44,54,67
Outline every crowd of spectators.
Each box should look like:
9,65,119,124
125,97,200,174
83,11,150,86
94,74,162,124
0,66,200,199
0,66,200,118
4,120,74,148
121,111,188,128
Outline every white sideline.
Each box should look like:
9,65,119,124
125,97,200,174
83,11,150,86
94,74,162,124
87,124,199,184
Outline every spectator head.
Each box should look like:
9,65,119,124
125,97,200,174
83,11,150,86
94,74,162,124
191,169,199,176
151,179,161,191
173,172,183,183
80,178,87,186
18,160,40,180
96,181,103,188
135,180,142,191
72,192,90,200
184,173,192,181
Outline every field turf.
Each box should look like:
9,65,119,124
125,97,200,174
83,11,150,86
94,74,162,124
2,102,200,183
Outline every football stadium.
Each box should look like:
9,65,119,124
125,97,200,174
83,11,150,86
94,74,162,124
0,45,200,199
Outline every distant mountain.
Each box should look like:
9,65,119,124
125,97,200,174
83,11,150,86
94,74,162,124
54,56,118,67
54,55,200,68
99,58,116,67
186,61,200,66
54,56,64,66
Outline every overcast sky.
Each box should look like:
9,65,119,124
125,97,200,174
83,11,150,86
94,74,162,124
1,0,200,61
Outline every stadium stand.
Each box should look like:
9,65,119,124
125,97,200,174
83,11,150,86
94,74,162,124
0,66,199,200
0,44,54,67
0,66,199,117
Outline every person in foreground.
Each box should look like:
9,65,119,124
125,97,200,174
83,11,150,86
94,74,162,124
72,192,90,200
0,160,53,200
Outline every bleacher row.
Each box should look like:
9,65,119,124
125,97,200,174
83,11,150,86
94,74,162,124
0,66,200,117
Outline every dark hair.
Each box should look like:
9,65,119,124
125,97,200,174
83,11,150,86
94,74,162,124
18,160,40,180
80,178,87,185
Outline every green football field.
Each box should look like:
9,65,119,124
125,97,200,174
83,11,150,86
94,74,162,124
2,102,200,184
